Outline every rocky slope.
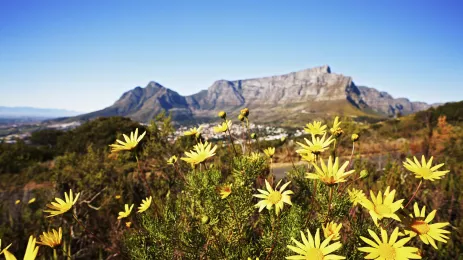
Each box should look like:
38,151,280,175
74,65,431,123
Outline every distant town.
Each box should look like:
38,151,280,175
0,120,305,144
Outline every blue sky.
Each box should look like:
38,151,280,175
0,0,462,112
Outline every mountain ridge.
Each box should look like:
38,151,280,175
72,65,433,124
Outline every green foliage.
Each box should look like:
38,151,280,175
1,110,462,259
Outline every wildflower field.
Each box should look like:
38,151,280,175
1,103,463,259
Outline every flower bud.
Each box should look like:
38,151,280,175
251,133,257,139
280,136,286,143
351,133,359,142
333,128,344,138
360,170,369,179
201,215,210,224
238,114,245,121
218,111,227,119
240,108,249,117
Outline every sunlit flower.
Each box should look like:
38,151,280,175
118,204,134,219
15,200,20,205
286,228,345,259
296,134,334,155
351,133,359,142
4,236,40,260
253,179,293,216
181,141,217,165
358,227,421,260
322,222,343,241
348,188,367,206
301,153,316,163
109,128,146,153
137,196,152,213
361,186,404,226
330,116,342,134
183,126,202,136
263,147,275,158
125,222,132,228
0,239,12,255
167,155,178,165
213,120,232,133
306,156,355,185
304,121,327,136
28,198,36,204
403,156,449,181
218,184,232,199
37,228,62,248
44,189,80,217
403,202,450,249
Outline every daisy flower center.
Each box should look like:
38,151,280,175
411,220,431,234
306,248,324,260
267,191,282,204
378,243,396,260
374,204,392,215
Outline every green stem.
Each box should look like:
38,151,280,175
404,180,423,208
327,186,333,222
226,127,238,156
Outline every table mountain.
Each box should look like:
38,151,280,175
74,65,431,124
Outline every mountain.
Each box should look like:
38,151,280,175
74,65,432,124
0,106,81,118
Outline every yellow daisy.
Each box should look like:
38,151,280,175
403,202,450,249
329,116,342,134
322,222,343,241
306,156,355,185
301,152,316,163
361,186,404,226
37,228,62,248
403,156,449,181
118,204,134,219
254,179,293,216
358,227,421,260
44,189,80,217
351,133,359,142
4,235,40,260
181,141,217,165
286,228,345,260
263,147,275,158
218,184,232,199
137,196,152,213
213,120,232,133
166,155,178,165
296,134,334,155
183,126,202,136
304,121,327,136
109,128,146,153
0,239,12,255
348,188,367,206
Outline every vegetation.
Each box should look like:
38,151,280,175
0,102,462,259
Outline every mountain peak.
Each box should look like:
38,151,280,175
298,65,331,74
146,81,164,89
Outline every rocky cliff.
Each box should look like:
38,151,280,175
74,65,431,123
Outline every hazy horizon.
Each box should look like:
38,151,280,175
1,1,462,112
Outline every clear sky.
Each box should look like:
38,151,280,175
1,0,462,112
